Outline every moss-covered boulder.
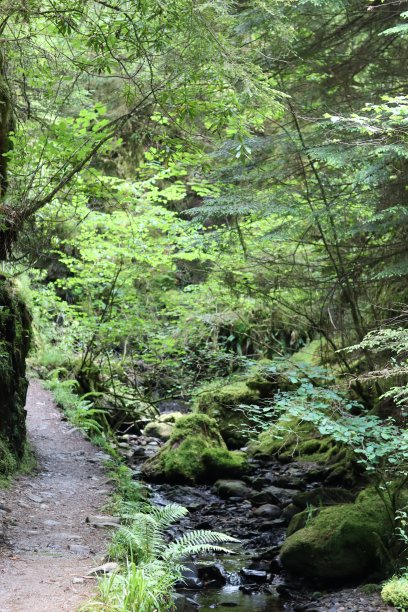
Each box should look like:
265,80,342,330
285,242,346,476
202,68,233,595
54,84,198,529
0,278,31,470
249,417,336,462
141,413,248,484
142,411,184,441
280,489,392,582
194,381,260,449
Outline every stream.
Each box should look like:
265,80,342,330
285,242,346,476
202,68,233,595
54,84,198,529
118,422,392,611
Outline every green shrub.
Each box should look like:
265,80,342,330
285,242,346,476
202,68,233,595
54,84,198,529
381,575,408,610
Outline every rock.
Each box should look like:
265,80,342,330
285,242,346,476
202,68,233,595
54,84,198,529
280,489,394,582
195,381,260,449
253,504,281,519
251,486,297,507
281,503,301,525
240,568,268,583
143,421,174,441
197,562,227,586
157,411,184,424
26,493,43,503
214,479,254,500
141,414,248,484
292,487,356,510
86,562,119,575
68,544,91,555
86,515,120,528
178,563,204,589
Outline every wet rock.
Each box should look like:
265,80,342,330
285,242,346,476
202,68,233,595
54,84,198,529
156,484,219,510
178,563,204,589
132,445,147,457
251,485,297,507
197,562,227,587
172,594,200,611
253,504,281,519
240,568,268,583
214,479,254,500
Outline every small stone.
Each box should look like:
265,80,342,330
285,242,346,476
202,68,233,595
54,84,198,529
44,520,60,527
86,515,120,528
72,577,85,584
26,493,43,503
18,501,31,509
69,544,91,555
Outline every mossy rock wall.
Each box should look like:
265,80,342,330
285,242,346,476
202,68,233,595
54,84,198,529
0,277,31,464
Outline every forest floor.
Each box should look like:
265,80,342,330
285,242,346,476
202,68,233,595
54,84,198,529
0,380,113,612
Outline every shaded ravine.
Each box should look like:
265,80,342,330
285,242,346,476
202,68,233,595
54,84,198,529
0,380,113,612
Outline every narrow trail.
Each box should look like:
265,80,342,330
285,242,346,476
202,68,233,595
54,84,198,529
0,380,113,612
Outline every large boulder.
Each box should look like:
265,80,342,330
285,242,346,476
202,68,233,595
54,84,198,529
141,413,248,484
280,489,393,582
0,278,31,474
194,381,260,448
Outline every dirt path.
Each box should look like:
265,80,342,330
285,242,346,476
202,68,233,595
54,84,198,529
0,380,114,612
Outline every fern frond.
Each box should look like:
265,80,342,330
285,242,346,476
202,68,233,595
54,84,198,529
149,503,189,530
174,529,239,548
164,542,237,561
162,530,239,562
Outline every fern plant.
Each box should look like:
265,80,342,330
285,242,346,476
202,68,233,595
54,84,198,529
110,503,238,567
92,503,238,611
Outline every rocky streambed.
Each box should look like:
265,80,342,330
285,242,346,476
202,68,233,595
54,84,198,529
116,425,393,612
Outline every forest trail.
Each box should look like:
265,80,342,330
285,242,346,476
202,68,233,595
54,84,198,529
0,380,113,612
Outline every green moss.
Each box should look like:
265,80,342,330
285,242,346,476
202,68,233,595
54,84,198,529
381,575,408,609
290,340,322,367
249,417,316,458
0,439,36,487
281,490,392,582
141,413,247,484
202,448,248,478
0,435,18,476
194,381,259,448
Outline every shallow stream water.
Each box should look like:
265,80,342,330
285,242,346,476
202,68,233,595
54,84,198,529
179,585,283,610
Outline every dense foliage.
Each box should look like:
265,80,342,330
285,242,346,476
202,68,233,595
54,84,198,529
2,0,408,606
